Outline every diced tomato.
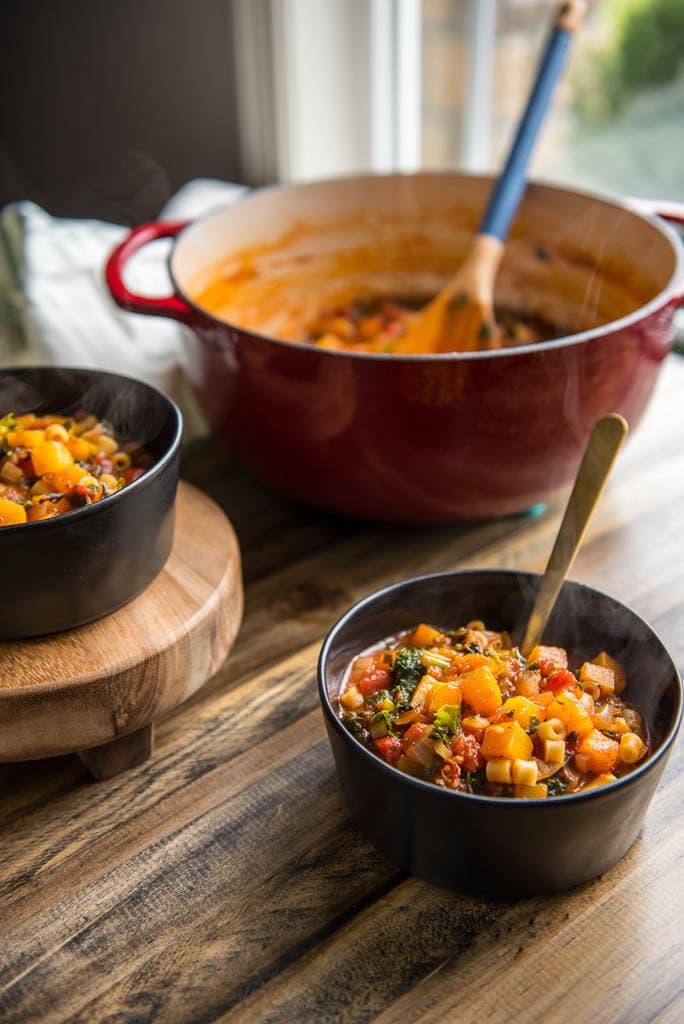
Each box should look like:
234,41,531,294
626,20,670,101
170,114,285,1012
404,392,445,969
374,736,403,765
451,732,483,772
123,467,146,485
538,658,556,677
403,722,432,746
357,666,391,697
18,456,35,477
546,670,579,695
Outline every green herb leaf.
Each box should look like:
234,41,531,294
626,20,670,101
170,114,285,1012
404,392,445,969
431,704,462,743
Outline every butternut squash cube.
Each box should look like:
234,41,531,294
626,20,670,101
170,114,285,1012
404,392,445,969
427,682,462,713
31,441,73,475
581,772,618,791
0,497,27,525
461,714,489,739
45,465,91,492
409,623,443,647
7,428,45,448
452,652,495,674
514,783,548,799
573,729,619,774
68,437,92,462
498,696,542,730
460,666,502,716
481,720,533,761
546,692,594,739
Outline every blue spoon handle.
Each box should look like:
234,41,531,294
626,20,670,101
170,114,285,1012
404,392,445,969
479,7,582,242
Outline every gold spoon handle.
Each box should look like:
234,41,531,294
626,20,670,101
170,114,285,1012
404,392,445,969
521,413,628,657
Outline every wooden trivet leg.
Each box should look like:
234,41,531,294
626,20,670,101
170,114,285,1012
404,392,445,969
78,723,155,780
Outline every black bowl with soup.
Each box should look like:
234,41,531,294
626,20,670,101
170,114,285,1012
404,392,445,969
0,367,182,639
318,569,682,896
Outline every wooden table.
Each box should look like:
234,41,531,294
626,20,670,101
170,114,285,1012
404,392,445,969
1,356,683,1024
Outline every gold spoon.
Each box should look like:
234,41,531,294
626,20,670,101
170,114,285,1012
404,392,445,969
521,413,628,657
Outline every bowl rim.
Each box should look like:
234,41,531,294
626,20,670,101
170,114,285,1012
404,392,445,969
170,170,684,362
317,568,683,807
0,365,183,535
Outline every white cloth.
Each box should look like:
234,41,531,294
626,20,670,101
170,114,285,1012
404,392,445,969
0,179,248,437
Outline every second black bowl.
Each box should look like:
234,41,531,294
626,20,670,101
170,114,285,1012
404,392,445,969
0,367,182,639
318,570,682,897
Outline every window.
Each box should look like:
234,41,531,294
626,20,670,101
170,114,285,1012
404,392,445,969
236,0,683,206
423,0,684,202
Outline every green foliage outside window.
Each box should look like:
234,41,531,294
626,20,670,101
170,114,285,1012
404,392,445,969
574,0,684,122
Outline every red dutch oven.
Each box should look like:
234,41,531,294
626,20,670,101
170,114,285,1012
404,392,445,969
105,174,684,523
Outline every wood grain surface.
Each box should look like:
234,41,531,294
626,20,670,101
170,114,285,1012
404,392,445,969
1,356,682,1024
0,482,243,762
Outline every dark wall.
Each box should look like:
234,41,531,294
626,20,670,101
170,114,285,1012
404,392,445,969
0,0,245,223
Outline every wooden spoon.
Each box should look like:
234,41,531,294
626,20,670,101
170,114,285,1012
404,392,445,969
393,0,587,356
520,413,628,657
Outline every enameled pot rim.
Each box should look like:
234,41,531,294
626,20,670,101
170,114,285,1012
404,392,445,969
169,171,684,362
0,366,183,536
317,568,684,807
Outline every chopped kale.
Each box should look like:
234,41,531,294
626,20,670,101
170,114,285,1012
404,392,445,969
567,731,578,745
546,775,569,797
526,715,540,735
464,767,486,795
391,647,426,709
431,704,462,743
465,641,482,654
341,711,371,745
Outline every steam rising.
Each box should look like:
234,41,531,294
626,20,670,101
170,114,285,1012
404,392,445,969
0,368,174,456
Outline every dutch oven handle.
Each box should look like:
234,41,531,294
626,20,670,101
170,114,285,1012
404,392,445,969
629,198,684,307
105,221,196,323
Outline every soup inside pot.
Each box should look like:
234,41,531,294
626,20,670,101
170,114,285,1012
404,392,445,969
296,294,566,352
181,175,678,351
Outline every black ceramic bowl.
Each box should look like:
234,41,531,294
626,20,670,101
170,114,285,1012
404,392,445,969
0,367,182,639
318,570,682,897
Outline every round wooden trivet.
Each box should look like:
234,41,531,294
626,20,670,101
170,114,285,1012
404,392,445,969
0,482,243,778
